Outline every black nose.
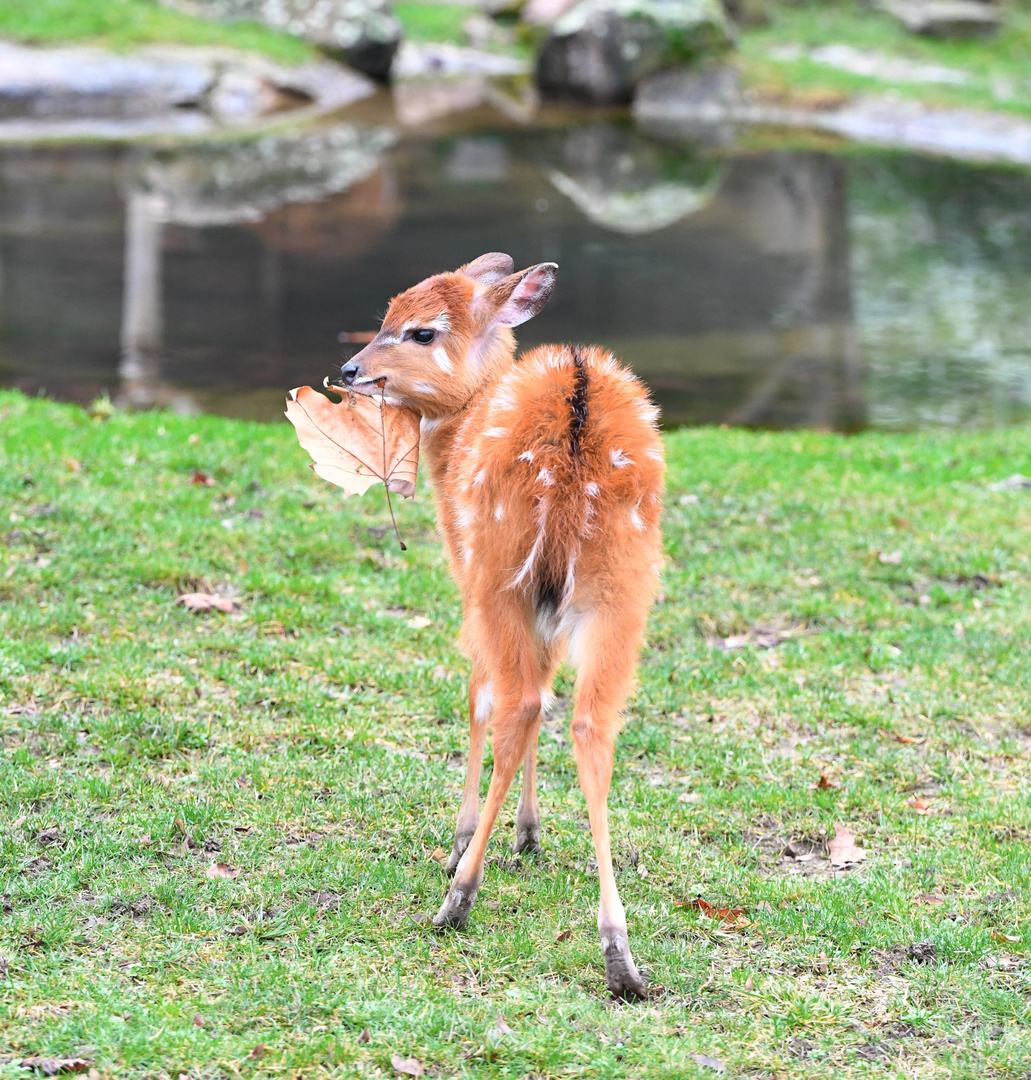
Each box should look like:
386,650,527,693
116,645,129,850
340,361,359,386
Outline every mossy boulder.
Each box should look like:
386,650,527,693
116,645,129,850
536,0,733,104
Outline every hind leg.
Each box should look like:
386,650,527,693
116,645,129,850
434,684,540,927
569,602,652,1000
514,724,541,855
514,660,557,856
446,665,491,875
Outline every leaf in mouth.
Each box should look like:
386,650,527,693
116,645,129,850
285,381,420,549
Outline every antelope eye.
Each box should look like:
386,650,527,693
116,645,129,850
411,329,435,345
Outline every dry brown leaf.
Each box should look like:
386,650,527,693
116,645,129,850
191,471,216,486
906,796,933,814
814,773,839,790
286,383,419,524
992,931,1020,944
828,823,867,868
390,1054,425,1077
177,592,237,614
681,897,749,927
192,1013,204,1027
205,861,240,880
429,847,447,862
286,383,420,550
358,1028,371,1044
20,1059,91,1076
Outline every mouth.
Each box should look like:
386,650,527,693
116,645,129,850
325,375,406,409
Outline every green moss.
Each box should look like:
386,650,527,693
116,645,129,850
740,0,1031,119
393,1,471,43
0,0,315,64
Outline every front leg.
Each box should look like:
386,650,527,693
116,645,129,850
446,672,491,875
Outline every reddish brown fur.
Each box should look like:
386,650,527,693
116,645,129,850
343,254,664,998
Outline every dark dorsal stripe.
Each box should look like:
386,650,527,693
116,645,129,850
569,346,589,457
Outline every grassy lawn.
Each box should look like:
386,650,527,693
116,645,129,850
739,0,1031,119
0,0,314,64
1,388,1030,1077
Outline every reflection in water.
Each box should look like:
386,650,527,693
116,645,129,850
0,120,1028,430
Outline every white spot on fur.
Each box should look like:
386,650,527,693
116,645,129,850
539,687,556,714
494,502,504,521
585,482,600,497
630,506,645,531
414,380,438,395
610,448,631,468
519,450,534,463
472,468,487,487
463,546,474,566
456,506,476,531
433,347,453,374
537,468,554,487
484,427,508,438
420,416,442,436
428,312,451,334
474,684,494,723
647,449,664,462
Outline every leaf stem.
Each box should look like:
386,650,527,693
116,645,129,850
380,385,407,550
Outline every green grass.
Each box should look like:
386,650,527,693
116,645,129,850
0,0,314,64
1,389,1030,1078
739,0,1031,119
393,1,471,45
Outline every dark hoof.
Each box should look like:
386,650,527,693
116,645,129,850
602,934,648,1001
445,834,472,876
432,884,477,929
514,824,540,856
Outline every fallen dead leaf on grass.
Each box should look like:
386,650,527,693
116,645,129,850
429,847,447,862
679,897,749,927
690,1053,726,1073
20,1059,91,1076
814,773,839,790
992,931,1020,944
177,593,237,614
391,1054,425,1077
828,824,866,868
205,861,240,880
906,796,933,814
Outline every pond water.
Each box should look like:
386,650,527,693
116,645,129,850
2,98,1030,430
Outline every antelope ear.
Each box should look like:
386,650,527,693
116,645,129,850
459,252,515,285
488,263,558,327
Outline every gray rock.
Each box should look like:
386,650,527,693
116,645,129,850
877,0,999,38
536,0,733,104
0,41,211,119
157,0,403,79
0,42,376,139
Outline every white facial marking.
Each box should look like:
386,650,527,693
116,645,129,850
433,347,454,374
